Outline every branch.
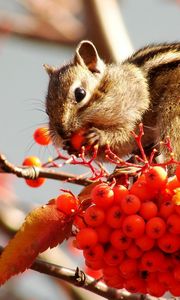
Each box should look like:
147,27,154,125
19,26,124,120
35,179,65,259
0,245,167,300
0,154,92,186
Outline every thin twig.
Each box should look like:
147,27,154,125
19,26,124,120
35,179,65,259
0,154,92,186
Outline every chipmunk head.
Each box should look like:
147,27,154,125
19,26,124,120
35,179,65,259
45,40,105,146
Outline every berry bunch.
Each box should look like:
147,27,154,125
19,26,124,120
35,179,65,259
72,166,180,297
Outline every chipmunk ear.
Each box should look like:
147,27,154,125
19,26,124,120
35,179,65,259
43,64,56,76
74,40,105,73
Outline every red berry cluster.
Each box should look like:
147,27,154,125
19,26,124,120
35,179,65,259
73,166,180,297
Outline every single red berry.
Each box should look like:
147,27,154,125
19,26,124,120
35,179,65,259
122,214,145,238
23,156,42,167
56,193,78,215
113,184,129,205
70,129,86,151
124,276,145,294
119,258,138,279
83,243,104,262
96,224,112,244
121,194,141,215
76,228,98,249
25,177,45,188
104,275,124,289
106,205,123,228
126,244,142,259
147,278,166,297
167,213,180,234
145,166,167,190
91,183,114,209
139,201,158,220
130,175,156,201
103,246,124,266
140,250,165,272
85,259,104,271
84,266,103,279
33,127,51,145
84,205,105,227
158,233,180,253
146,217,166,239
110,229,132,250
103,265,120,278
23,156,46,187
158,271,174,287
135,234,155,251
169,282,180,297
159,200,175,219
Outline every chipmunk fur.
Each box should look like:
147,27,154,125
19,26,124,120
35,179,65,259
45,41,180,170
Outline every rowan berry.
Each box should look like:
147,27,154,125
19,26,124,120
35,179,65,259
119,258,138,279
158,271,174,287
84,205,105,227
96,224,111,244
121,194,141,215
124,276,145,294
76,228,98,249
110,229,132,250
159,200,175,219
33,127,51,145
145,166,167,190
140,250,165,272
147,278,166,297
169,282,180,296
126,244,142,259
103,246,124,266
84,266,103,279
166,175,180,192
113,184,129,205
23,156,45,187
56,193,78,215
91,183,114,209
106,205,123,228
146,217,166,239
139,201,158,220
130,176,153,201
135,234,155,251
158,233,180,253
70,129,85,151
167,213,180,234
85,259,104,271
105,275,124,289
83,243,104,262
122,214,145,238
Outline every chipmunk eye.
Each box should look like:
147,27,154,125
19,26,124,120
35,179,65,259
74,87,86,103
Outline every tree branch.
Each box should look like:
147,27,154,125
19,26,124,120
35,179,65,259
0,154,92,186
0,245,168,300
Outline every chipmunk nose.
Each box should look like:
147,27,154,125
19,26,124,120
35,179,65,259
55,124,71,139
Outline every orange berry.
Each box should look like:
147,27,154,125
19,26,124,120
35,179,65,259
126,244,142,259
146,217,166,239
145,166,167,190
139,201,158,220
91,183,114,210
106,205,124,228
158,233,180,253
70,129,86,151
23,156,45,188
167,213,180,234
166,175,180,192
141,250,165,272
135,234,155,251
83,243,104,262
76,228,98,249
119,258,138,279
121,194,141,215
110,229,132,250
33,127,51,145
122,214,145,238
159,200,175,219
56,193,78,215
96,224,111,244
103,246,124,266
130,175,155,201
84,266,103,278
84,205,105,227
113,184,129,205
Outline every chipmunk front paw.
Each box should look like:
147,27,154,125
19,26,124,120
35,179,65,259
85,127,102,146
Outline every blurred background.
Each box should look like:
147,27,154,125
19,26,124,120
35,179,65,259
0,0,180,299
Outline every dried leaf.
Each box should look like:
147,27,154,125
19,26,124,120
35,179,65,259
0,199,73,285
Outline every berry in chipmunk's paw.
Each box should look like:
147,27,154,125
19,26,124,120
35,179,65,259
70,129,86,151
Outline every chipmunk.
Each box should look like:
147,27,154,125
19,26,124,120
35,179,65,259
45,40,180,172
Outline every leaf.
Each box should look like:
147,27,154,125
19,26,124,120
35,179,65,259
0,199,73,285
